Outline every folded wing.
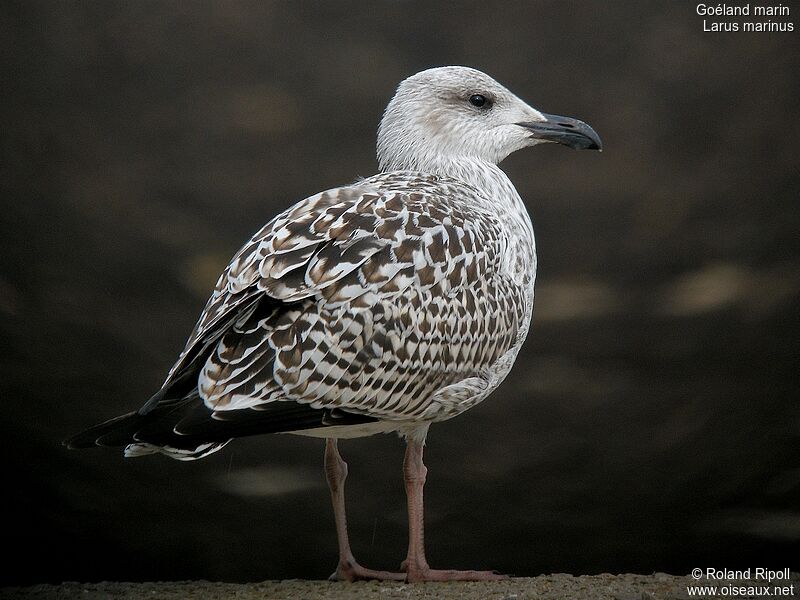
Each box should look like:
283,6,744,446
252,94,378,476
68,174,526,458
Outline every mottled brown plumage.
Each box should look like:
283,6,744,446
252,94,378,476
185,173,527,420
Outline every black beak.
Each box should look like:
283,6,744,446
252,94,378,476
517,113,602,151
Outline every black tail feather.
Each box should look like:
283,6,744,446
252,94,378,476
63,412,146,449
64,395,379,454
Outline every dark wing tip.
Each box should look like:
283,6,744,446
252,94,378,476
63,411,143,450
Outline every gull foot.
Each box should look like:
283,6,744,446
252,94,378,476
329,560,407,582
405,567,509,582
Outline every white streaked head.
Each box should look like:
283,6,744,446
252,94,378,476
377,66,601,173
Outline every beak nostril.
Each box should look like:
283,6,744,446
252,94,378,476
559,122,575,128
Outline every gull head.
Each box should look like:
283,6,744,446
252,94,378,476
377,66,602,172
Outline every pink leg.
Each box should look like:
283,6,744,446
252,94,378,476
401,434,507,582
324,438,405,582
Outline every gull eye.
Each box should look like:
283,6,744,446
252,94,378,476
469,94,489,108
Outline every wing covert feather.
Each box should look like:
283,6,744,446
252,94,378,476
162,173,527,424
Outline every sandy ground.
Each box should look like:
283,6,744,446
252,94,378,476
5,573,799,600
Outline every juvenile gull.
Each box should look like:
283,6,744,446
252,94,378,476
66,66,602,582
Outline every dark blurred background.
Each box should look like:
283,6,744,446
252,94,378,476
1,0,798,587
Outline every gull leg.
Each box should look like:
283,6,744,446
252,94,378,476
324,438,405,582
401,432,507,582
